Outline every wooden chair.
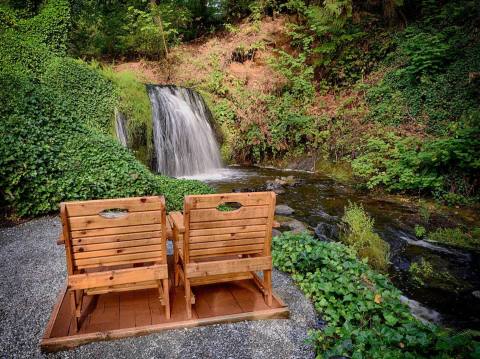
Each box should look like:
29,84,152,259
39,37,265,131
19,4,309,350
60,196,170,333
169,192,276,319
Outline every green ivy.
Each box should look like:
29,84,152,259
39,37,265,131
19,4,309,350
272,231,480,358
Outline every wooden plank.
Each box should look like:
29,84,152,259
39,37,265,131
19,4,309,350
189,205,269,223
189,225,267,237
43,285,68,339
41,303,288,352
190,231,265,243
68,265,168,290
190,272,252,286
86,282,158,295
72,231,162,246
185,256,272,278
187,192,272,209
65,196,164,217
190,244,264,258
190,237,264,250
73,244,164,260
190,218,267,230
169,212,185,233
73,237,162,252
71,224,162,239
75,251,164,269
69,212,161,231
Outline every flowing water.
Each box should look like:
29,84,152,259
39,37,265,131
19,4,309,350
187,166,480,330
147,85,222,177
115,108,128,147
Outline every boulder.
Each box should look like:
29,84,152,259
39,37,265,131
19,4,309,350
275,204,295,215
473,290,480,299
284,219,308,233
314,222,339,241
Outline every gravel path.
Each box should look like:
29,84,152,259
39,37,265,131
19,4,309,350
0,217,316,358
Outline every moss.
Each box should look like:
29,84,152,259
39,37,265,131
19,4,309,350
99,65,154,164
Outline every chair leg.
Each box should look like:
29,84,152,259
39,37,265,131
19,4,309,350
264,270,273,307
69,291,79,333
185,278,192,319
162,278,171,319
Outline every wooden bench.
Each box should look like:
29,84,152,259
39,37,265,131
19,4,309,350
60,196,170,332
169,192,277,319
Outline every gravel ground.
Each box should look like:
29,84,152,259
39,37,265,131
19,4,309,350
0,217,316,358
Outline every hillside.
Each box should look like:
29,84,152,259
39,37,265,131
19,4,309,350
112,8,480,207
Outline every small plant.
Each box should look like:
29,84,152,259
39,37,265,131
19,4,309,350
418,201,431,224
409,258,434,286
414,225,427,238
340,202,390,271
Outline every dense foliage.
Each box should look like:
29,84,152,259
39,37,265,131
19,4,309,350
272,231,480,358
195,0,480,205
0,0,212,217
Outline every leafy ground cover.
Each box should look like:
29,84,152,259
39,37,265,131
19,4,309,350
272,231,480,358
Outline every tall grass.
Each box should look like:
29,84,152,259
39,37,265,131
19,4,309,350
340,201,390,271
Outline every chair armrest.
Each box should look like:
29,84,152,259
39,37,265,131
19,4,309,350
273,221,280,228
57,233,65,245
169,212,185,234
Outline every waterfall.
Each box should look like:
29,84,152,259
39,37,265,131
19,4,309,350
147,85,222,177
115,108,128,147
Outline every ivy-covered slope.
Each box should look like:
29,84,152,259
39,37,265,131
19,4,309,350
0,1,212,217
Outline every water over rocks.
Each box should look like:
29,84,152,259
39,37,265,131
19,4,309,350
148,85,222,177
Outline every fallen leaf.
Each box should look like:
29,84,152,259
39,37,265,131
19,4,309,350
374,293,382,304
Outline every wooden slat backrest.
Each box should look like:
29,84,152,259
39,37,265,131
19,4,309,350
183,192,276,261
61,196,167,272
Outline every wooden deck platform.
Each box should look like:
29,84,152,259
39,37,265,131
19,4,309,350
41,278,289,352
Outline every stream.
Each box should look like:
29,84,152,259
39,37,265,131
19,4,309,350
183,166,480,330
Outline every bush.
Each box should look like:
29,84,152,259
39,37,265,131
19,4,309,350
340,202,390,271
272,231,480,358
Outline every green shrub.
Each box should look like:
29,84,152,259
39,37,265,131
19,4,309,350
409,258,433,286
415,225,427,238
340,202,390,271
272,231,480,358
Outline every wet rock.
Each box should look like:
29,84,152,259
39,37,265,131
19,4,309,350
314,223,339,241
275,215,311,234
265,181,286,194
275,205,295,216
283,219,309,233
316,209,339,222
286,156,315,172
473,290,480,299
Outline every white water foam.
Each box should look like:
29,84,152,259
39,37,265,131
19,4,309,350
148,85,222,177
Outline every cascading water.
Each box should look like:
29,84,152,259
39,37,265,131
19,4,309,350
147,85,222,177
115,108,128,147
